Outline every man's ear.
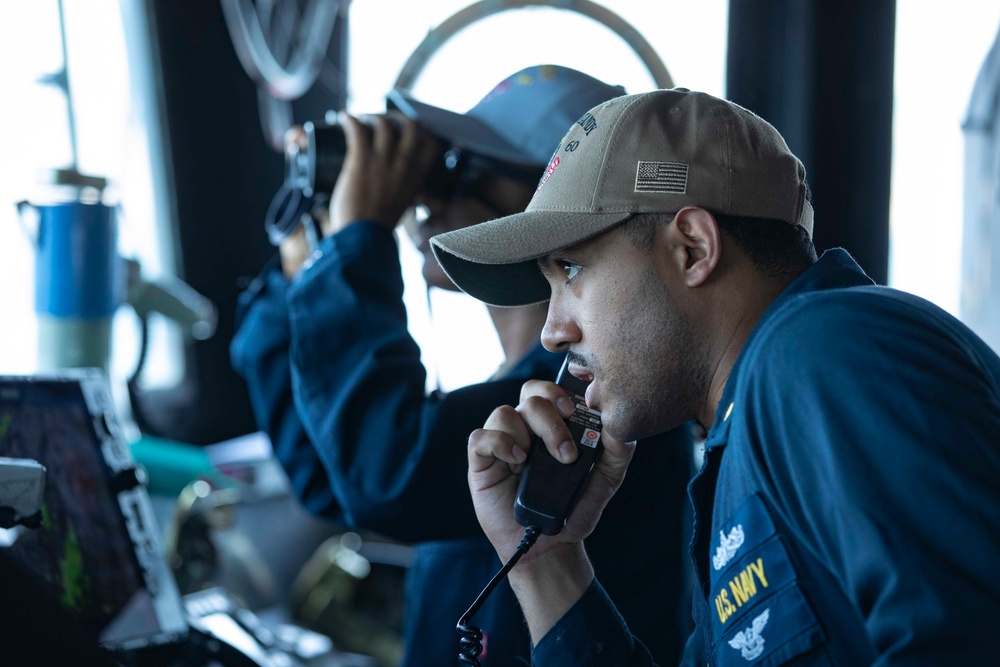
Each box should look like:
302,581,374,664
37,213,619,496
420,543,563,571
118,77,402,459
666,206,721,287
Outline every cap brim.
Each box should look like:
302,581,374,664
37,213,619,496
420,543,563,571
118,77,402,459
387,89,535,165
430,208,634,306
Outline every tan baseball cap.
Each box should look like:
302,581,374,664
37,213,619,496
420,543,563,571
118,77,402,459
430,88,814,307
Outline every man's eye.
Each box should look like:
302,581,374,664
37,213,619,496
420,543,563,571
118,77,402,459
561,262,582,281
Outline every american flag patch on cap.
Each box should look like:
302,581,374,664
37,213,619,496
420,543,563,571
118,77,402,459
635,161,688,193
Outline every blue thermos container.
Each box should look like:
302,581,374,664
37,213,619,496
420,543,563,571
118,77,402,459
18,198,123,372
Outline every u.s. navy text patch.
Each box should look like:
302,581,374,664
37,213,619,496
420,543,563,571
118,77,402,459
709,494,824,664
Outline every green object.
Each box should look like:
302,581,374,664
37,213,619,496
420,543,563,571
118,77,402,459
129,435,220,497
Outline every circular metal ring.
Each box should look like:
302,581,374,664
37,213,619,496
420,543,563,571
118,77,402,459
393,0,673,92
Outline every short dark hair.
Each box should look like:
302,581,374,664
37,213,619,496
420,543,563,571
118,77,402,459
618,212,668,248
713,213,817,279
617,209,817,280
714,181,817,278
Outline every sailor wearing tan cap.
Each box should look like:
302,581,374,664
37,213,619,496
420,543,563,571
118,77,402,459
432,88,1000,665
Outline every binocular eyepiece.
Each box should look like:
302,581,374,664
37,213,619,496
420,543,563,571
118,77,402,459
288,121,349,199
263,121,342,248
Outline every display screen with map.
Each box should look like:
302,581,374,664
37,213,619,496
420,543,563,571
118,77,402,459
0,372,186,651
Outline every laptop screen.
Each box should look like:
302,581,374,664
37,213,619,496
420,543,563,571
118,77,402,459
0,370,187,652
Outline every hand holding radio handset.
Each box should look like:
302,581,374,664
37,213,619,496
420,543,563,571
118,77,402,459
466,356,637,642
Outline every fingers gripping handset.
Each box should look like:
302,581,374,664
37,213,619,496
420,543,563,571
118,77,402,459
514,356,604,535
457,356,604,664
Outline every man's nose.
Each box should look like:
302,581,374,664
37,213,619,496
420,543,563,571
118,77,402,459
541,300,581,353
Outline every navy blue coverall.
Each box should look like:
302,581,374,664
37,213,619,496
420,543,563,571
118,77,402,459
532,249,1000,666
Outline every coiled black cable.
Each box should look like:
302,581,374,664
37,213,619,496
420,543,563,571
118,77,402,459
456,526,541,666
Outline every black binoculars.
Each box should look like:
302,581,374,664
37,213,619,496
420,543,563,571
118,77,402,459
264,117,542,248
264,119,457,247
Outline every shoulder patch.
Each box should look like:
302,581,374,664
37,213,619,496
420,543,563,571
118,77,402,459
709,494,826,664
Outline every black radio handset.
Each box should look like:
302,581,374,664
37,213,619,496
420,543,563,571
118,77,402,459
514,355,604,536
456,355,603,664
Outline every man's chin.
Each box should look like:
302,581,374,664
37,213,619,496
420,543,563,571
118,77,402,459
600,413,637,444
603,409,672,444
